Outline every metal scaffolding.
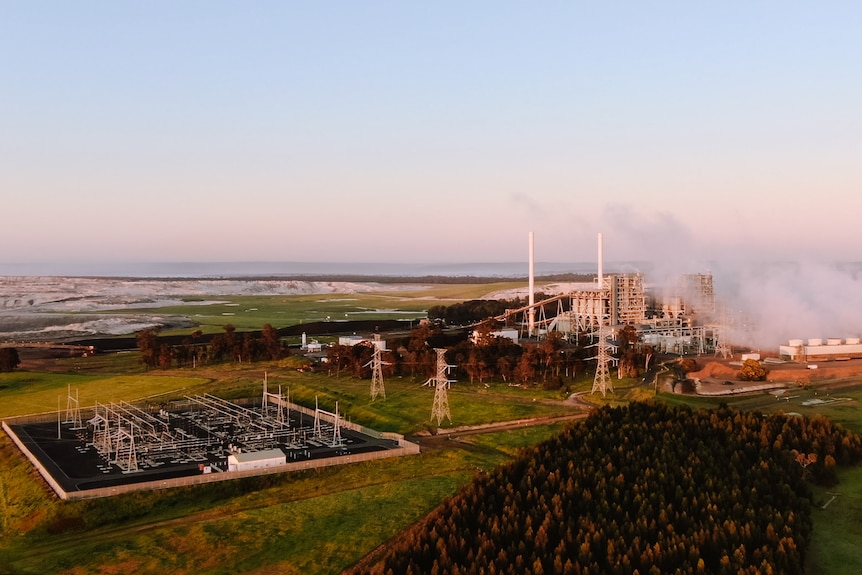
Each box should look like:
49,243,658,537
82,379,348,474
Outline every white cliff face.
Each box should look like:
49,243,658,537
0,277,424,341
0,277,403,311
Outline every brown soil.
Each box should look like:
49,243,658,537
688,358,862,385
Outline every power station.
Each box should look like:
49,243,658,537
496,232,726,395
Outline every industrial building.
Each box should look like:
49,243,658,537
228,448,287,472
779,338,862,362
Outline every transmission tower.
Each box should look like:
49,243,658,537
714,306,732,359
426,348,455,426
262,373,288,426
64,385,83,429
366,334,389,401
591,326,614,397
313,395,322,439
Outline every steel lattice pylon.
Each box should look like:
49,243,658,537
368,335,388,401
427,348,454,426
591,326,614,397
714,305,732,359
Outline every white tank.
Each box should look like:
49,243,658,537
846,337,861,345
808,339,822,346
788,339,804,347
827,338,843,346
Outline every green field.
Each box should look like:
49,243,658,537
658,383,862,435
121,281,524,336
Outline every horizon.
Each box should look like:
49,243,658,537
0,259,610,279
5,258,862,280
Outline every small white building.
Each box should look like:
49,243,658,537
306,339,323,353
227,448,286,472
338,335,366,347
337,335,386,351
471,328,519,344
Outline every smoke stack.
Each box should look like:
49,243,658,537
528,231,535,336
597,232,604,289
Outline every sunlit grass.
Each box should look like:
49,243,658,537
0,371,212,418
805,464,862,575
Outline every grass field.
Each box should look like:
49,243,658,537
658,382,862,435
124,282,524,336
805,464,862,575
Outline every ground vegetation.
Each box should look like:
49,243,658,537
357,402,862,575
0,348,20,372
135,323,287,369
739,358,770,381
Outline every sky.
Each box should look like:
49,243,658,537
2,2,862,270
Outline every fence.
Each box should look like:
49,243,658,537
2,401,420,501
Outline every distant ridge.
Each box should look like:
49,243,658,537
0,260,643,279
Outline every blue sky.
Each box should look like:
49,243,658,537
2,2,861,268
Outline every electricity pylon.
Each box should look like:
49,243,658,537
426,348,455,426
591,326,614,397
714,305,732,359
366,334,389,401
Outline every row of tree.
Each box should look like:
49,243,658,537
135,324,286,369
427,294,569,326
355,402,862,575
325,323,613,390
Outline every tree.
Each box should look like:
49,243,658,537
158,343,173,369
792,451,817,480
616,325,639,379
497,356,513,382
539,331,565,381
472,318,500,348
738,359,768,381
514,344,539,384
135,327,161,369
0,347,20,372
261,323,283,360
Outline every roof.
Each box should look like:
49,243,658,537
229,448,285,463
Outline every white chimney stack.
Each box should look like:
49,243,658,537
597,232,604,290
528,231,535,336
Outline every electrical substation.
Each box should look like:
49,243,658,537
3,379,416,499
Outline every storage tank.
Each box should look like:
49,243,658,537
846,337,861,345
788,339,804,347
808,339,822,346
827,338,843,346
